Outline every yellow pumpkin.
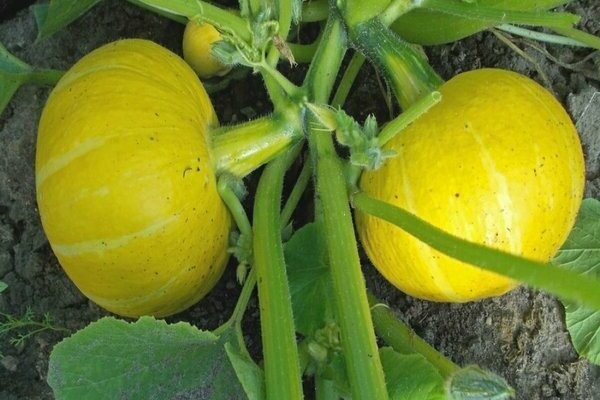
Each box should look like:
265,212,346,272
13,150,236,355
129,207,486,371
36,39,231,317
183,20,231,79
357,68,585,302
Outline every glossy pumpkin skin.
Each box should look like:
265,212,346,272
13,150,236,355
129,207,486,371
183,20,230,79
393,0,569,45
36,39,231,317
357,68,584,302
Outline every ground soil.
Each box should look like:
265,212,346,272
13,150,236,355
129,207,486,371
0,1,599,399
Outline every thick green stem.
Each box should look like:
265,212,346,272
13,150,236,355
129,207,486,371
253,145,304,400
353,192,600,311
350,18,443,110
305,14,389,400
367,292,458,378
211,112,302,178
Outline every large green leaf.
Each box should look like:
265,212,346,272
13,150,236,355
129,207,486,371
380,347,446,400
554,198,600,366
35,0,102,40
0,281,7,294
47,316,248,400
0,44,32,117
135,0,201,17
284,223,335,336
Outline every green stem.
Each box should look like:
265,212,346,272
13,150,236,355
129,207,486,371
303,16,347,103
497,24,592,48
377,90,441,146
331,52,366,107
302,0,329,22
126,0,187,23
421,0,579,29
259,61,302,98
350,18,443,109
211,113,302,178
353,192,600,311
136,0,252,42
217,178,252,236
281,159,313,228
367,292,458,378
288,40,320,63
26,69,64,86
305,14,389,400
253,145,304,400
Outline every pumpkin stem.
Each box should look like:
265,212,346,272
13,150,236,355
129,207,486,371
210,110,303,178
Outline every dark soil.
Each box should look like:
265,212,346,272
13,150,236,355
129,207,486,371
1,1,599,399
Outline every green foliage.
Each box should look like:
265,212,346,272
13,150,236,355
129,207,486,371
34,0,102,40
554,199,600,366
0,281,7,293
0,43,32,116
379,347,446,400
47,317,249,400
284,223,335,336
447,366,515,400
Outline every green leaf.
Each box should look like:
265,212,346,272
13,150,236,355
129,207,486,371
0,44,32,117
36,0,102,40
554,198,600,366
447,366,514,400
380,347,446,400
225,343,265,400
0,281,7,293
135,0,201,17
47,316,247,400
284,223,335,336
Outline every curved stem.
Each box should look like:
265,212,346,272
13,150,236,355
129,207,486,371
253,144,304,400
211,113,302,178
352,192,600,311
288,40,320,63
136,0,252,42
281,158,313,228
331,52,366,107
377,90,441,146
302,0,328,22
367,292,458,378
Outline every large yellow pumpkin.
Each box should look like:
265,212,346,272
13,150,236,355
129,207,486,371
36,39,231,317
357,68,585,302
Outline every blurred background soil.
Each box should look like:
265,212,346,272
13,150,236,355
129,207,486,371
0,0,599,398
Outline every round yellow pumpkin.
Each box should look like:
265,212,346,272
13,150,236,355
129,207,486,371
183,20,231,79
357,68,585,302
36,39,231,317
